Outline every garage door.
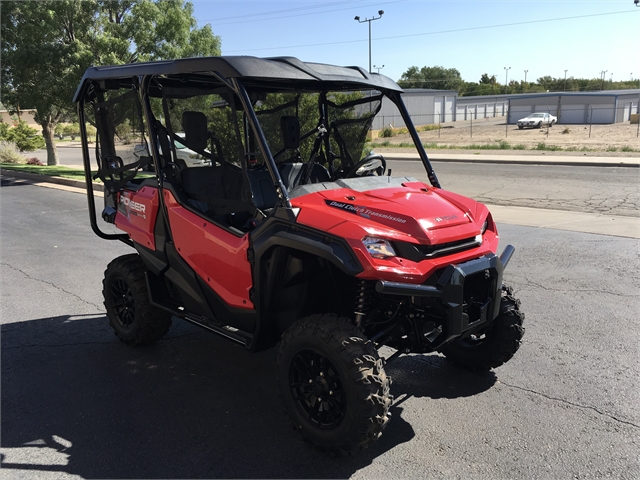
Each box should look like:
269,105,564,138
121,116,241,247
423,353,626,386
588,105,614,124
559,105,586,124
456,105,466,121
444,96,455,122
534,105,557,116
508,105,532,124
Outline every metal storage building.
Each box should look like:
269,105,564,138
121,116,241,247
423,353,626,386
455,94,509,120
372,89,457,129
507,90,640,125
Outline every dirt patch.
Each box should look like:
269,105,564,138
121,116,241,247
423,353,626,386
371,120,640,157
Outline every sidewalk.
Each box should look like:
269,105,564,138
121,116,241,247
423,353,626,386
383,152,640,167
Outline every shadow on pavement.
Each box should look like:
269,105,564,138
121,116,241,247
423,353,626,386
1,314,494,479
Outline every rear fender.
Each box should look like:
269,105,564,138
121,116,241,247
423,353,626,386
114,186,160,250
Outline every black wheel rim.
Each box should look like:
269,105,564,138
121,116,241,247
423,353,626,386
289,349,345,429
110,277,135,328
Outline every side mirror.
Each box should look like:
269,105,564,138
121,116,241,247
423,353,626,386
280,116,300,150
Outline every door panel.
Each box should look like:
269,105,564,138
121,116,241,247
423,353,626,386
163,191,254,310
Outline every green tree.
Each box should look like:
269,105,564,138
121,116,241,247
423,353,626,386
1,0,221,165
479,73,496,85
5,121,46,151
398,66,464,91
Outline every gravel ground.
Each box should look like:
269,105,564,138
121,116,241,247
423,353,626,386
371,120,640,157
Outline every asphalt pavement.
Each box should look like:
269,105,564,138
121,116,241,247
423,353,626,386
1,181,638,479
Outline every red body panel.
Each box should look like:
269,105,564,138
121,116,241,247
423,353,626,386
115,187,160,250
163,191,255,310
293,182,499,283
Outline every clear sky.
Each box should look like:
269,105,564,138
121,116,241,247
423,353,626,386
190,0,639,84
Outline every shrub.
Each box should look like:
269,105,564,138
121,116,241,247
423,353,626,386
420,124,441,132
561,127,571,134
0,141,26,163
536,142,562,151
54,123,66,139
26,157,44,165
513,144,527,150
0,121,9,140
621,146,635,152
379,126,395,138
85,125,97,142
605,146,618,152
5,121,46,151
63,123,81,140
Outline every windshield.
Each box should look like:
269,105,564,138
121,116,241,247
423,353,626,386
249,91,381,178
530,113,545,118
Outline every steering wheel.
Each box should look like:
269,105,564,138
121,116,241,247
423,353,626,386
345,154,387,178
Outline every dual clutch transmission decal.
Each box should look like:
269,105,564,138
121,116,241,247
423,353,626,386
325,199,408,225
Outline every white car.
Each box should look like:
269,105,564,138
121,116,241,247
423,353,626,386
517,112,557,129
134,135,211,168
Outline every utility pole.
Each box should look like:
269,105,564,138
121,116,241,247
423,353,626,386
504,67,511,94
600,70,608,90
564,70,568,91
354,11,384,73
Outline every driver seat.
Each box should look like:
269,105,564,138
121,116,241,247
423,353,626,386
277,115,331,189
279,162,331,190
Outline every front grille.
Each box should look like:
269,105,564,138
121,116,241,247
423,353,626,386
416,236,480,258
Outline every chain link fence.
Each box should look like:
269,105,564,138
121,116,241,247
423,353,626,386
371,105,639,151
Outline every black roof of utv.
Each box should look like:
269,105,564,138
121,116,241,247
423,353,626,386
73,55,403,102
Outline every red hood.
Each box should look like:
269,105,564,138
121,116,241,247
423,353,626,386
293,181,484,245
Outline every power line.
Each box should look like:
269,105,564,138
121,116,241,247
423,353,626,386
201,0,408,26
224,10,635,53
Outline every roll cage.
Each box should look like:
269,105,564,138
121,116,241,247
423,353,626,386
74,56,440,243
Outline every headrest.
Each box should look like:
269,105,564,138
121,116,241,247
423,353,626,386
280,116,300,150
182,111,208,152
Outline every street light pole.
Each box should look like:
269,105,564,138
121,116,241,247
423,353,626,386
600,70,608,90
354,10,384,73
524,69,528,92
564,69,568,91
504,67,511,94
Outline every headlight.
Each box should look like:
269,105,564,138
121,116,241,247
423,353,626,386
474,219,488,244
362,236,396,259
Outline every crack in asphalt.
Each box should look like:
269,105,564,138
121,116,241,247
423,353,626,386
0,262,104,311
473,192,640,217
519,276,639,298
498,380,640,429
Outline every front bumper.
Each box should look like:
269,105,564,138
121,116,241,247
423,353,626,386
376,245,514,348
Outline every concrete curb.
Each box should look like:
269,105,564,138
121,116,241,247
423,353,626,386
383,152,640,168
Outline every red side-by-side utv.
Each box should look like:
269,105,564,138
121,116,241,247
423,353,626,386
74,56,524,454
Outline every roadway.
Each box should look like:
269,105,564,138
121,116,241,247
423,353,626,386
29,145,640,237
1,155,639,478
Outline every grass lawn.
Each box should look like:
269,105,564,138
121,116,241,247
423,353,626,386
0,163,90,181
